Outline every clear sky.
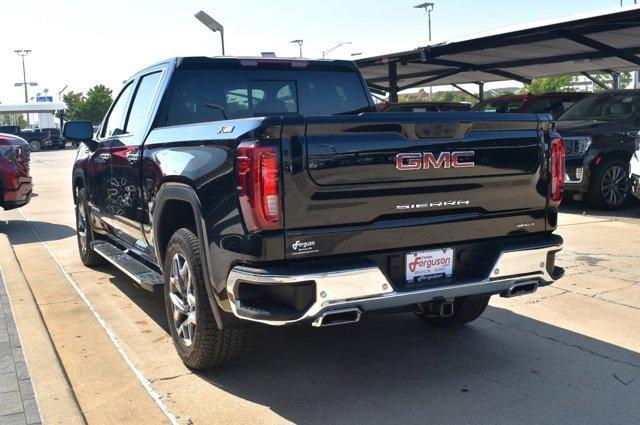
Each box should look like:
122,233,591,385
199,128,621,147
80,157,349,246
0,0,633,103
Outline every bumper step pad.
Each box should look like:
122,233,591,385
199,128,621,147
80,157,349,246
92,242,163,292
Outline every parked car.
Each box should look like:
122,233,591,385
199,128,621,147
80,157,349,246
629,136,640,201
556,90,640,209
378,101,471,112
472,92,590,119
0,133,32,210
65,56,565,369
0,125,65,152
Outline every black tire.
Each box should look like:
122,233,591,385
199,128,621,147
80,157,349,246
586,159,630,210
28,140,42,152
75,188,104,267
417,296,490,327
164,228,246,370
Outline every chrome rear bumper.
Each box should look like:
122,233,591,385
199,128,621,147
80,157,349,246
223,237,563,326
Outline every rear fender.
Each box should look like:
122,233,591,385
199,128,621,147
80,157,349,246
153,183,240,328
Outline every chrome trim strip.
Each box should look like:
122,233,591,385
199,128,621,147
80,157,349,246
225,242,563,326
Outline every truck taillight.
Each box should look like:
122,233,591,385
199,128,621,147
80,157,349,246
236,141,282,232
550,137,565,207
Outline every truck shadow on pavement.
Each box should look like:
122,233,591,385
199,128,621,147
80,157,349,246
201,308,640,425
97,260,640,424
0,219,76,244
560,198,640,220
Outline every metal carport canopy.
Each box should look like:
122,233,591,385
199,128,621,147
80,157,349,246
356,5,640,97
0,102,67,113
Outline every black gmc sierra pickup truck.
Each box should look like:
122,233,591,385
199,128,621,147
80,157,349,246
64,57,565,369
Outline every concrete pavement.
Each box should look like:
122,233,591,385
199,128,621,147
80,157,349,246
0,148,639,424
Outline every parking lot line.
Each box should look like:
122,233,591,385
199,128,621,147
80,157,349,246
16,208,179,425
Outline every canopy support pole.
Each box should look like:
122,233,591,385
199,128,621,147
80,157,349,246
611,71,621,89
388,62,399,103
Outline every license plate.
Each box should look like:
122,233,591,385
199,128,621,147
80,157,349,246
406,248,454,283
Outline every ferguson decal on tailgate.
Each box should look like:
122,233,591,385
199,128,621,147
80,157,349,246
291,240,319,255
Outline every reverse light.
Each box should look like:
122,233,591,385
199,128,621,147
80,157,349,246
236,141,282,232
550,137,565,207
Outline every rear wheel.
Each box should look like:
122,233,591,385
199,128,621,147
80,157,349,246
28,140,41,152
586,160,629,210
164,228,246,369
417,296,490,327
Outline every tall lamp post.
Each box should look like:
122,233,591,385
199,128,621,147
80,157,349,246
414,2,435,42
290,39,304,58
14,49,38,126
322,42,352,58
195,11,226,55
414,3,435,100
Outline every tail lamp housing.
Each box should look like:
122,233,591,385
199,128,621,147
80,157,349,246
236,141,282,232
550,137,565,207
0,136,29,173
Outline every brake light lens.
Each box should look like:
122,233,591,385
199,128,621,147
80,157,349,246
550,137,565,207
236,141,282,232
0,136,28,172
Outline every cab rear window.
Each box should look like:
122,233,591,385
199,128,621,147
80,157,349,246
162,68,371,126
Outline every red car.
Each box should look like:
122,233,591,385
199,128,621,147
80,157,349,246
0,133,32,210
472,92,590,118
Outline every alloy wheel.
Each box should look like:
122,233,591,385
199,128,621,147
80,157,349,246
601,165,629,206
76,203,88,255
29,141,41,152
169,253,197,347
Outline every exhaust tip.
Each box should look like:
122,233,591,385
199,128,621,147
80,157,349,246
501,281,539,298
312,308,361,327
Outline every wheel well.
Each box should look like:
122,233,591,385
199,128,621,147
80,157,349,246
157,199,197,266
598,150,632,167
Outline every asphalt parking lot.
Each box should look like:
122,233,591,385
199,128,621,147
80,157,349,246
1,148,639,424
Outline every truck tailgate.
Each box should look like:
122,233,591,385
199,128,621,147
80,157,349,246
281,112,551,258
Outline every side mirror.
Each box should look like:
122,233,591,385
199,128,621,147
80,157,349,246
63,121,97,150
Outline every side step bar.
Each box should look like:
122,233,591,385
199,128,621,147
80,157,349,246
92,242,163,293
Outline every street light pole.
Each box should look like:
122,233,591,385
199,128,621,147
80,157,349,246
322,42,352,58
58,84,68,101
14,50,31,103
414,2,435,42
290,40,304,58
195,11,226,55
14,49,34,126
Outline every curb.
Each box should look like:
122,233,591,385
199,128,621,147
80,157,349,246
0,234,86,425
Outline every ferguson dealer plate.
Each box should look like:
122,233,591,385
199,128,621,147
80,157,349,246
406,248,454,283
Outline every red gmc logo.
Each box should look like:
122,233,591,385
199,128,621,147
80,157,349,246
395,151,475,171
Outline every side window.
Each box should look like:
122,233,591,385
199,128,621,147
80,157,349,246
526,99,553,114
102,83,135,138
126,72,162,138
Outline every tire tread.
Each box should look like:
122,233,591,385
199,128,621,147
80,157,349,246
165,228,245,369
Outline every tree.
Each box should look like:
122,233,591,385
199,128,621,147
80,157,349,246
520,75,576,94
60,91,85,121
57,85,114,125
587,72,633,92
83,85,113,124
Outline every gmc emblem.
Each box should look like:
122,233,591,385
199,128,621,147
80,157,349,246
395,151,475,170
